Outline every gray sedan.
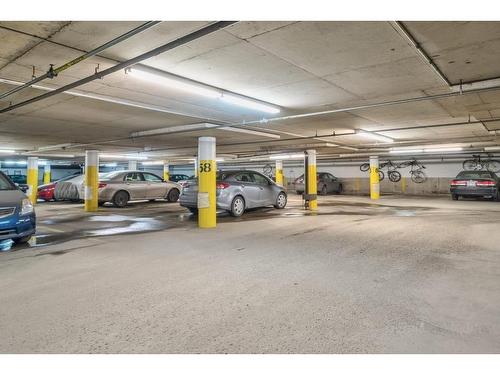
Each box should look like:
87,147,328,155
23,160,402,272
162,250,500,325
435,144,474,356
294,172,343,195
179,170,287,217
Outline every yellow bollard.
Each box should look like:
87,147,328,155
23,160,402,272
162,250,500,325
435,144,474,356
369,156,380,200
43,163,51,184
163,161,170,181
198,137,216,228
306,149,317,210
26,157,38,204
84,150,99,212
275,159,284,186
401,176,407,194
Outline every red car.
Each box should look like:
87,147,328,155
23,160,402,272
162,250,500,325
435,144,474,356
37,174,80,201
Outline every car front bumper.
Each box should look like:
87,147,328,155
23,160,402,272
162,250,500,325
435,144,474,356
0,212,36,241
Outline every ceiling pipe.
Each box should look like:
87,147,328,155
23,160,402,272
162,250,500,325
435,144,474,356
0,21,237,114
0,21,161,101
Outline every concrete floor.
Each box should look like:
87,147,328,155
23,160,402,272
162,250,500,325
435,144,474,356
0,194,499,353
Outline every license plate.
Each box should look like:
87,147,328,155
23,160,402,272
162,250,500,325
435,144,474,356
467,180,476,187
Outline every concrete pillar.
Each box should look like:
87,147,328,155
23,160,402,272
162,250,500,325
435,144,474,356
163,160,170,181
128,160,137,170
370,155,380,200
198,137,216,228
275,160,284,186
43,163,51,184
26,157,38,204
305,150,317,210
84,150,99,212
194,158,198,178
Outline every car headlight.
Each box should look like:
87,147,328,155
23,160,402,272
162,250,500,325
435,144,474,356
20,198,34,215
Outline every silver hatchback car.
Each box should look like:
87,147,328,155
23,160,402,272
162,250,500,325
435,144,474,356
180,170,287,217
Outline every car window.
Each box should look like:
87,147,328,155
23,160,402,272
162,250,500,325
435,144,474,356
124,172,144,182
234,172,254,183
143,173,163,182
328,173,336,181
251,172,269,185
456,171,495,179
0,173,16,190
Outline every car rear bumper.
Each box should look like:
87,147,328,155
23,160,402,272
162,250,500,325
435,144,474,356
450,187,498,197
0,212,36,241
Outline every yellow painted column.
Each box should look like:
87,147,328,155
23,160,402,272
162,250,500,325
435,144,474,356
84,150,99,212
198,137,216,228
43,163,51,184
369,155,380,200
128,160,137,170
306,149,317,210
401,176,407,194
275,159,284,186
163,161,170,181
26,157,38,204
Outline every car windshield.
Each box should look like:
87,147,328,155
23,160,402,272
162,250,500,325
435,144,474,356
456,171,494,179
0,173,16,190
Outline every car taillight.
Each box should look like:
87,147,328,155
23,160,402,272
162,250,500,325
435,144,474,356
450,180,467,186
98,182,107,188
216,182,230,189
476,180,496,187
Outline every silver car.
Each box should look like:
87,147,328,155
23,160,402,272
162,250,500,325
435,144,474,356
179,170,287,217
294,172,343,195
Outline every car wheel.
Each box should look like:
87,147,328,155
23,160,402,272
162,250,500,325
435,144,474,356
14,235,32,244
188,207,198,215
112,191,129,208
98,201,106,207
493,190,500,202
274,192,287,209
451,194,459,201
166,188,180,202
320,185,328,195
336,184,343,194
230,196,245,217
296,191,303,195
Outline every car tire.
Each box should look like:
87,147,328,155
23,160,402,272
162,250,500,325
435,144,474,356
320,185,328,195
230,195,245,217
274,191,287,209
451,194,459,201
112,191,129,208
493,190,500,202
14,235,32,244
296,191,303,195
188,207,198,215
98,201,106,207
166,188,180,202
336,184,343,195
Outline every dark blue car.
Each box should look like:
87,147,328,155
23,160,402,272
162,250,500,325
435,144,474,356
0,171,36,244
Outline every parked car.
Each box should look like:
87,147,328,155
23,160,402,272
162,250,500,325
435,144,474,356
7,174,27,184
294,172,343,195
98,171,181,207
179,170,287,217
450,170,500,200
38,173,81,201
0,171,36,244
169,174,191,183
54,174,86,202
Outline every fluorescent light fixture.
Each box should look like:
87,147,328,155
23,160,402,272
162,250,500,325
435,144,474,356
0,149,17,154
484,146,500,151
269,153,304,160
221,93,280,114
216,157,224,162
131,123,218,138
128,68,221,99
142,161,164,166
100,153,148,160
219,127,281,139
4,160,27,165
128,68,280,114
102,163,118,167
324,143,339,147
390,149,424,154
424,147,463,153
356,130,394,143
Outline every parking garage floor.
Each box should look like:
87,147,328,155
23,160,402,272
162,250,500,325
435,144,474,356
1,195,499,353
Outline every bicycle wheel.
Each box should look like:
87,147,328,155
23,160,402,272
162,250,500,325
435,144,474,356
411,171,426,183
486,160,500,173
359,163,370,172
378,170,385,181
388,171,401,182
463,160,480,171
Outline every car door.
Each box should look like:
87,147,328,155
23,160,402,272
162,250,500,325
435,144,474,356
123,172,147,200
143,172,167,199
233,172,260,208
328,174,340,192
251,172,274,206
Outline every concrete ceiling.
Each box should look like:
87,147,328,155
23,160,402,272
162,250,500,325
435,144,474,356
1,21,500,161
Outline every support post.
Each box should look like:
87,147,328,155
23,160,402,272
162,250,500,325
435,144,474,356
85,150,99,212
194,158,198,178
163,161,170,181
275,160,284,186
370,156,380,200
43,163,51,184
304,150,317,210
128,160,137,170
26,157,38,204
401,176,407,194
198,137,216,228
